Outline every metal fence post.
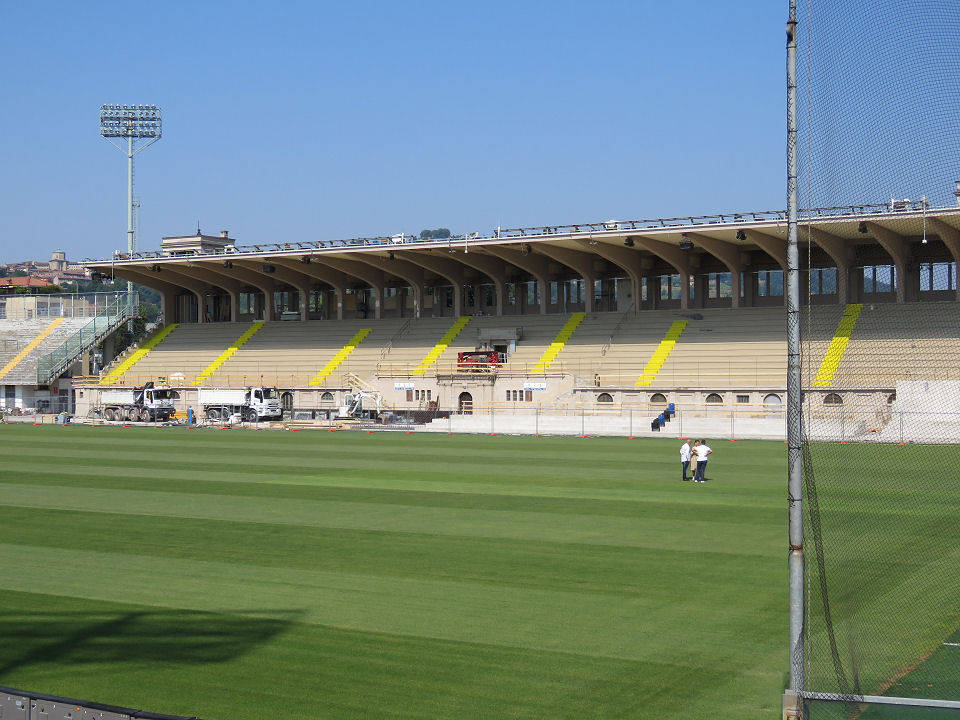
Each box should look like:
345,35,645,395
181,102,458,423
491,406,494,434
629,408,633,437
581,407,585,436
535,407,539,435
899,411,904,443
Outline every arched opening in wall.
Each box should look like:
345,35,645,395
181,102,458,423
763,393,782,410
320,391,334,406
887,392,896,405
458,392,473,415
597,393,613,403
705,393,723,404
281,392,294,412
650,393,667,404
823,393,843,406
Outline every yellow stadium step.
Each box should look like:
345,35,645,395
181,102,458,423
813,303,863,387
634,320,688,387
309,328,372,386
191,322,266,386
100,323,179,385
413,316,471,374
0,318,65,381
531,312,586,372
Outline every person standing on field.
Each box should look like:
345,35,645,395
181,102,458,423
680,439,692,481
693,440,712,482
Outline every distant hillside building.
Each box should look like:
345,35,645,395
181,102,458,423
1,250,90,286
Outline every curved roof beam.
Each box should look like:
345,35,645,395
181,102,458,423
629,236,691,309
481,245,549,314
309,256,385,320
394,251,465,316
864,222,908,302
805,227,852,303
192,261,277,321
351,254,425,318
444,250,507,315
531,245,596,312
683,232,743,307
113,266,204,324
157,264,243,321
576,240,643,312
271,258,347,320
232,259,314,321
742,230,787,270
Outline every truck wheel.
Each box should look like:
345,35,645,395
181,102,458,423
139,407,151,423
126,407,139,422
206,408,221,421
242,407,257,422
104,408,115,421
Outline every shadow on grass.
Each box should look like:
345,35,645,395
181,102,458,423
0,608,301,676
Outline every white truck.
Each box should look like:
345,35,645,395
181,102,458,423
198,387,283,422
98,383,176,422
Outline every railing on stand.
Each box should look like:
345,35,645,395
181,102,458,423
36,292,139,384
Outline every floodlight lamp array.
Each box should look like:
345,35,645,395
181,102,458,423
100,104,162,138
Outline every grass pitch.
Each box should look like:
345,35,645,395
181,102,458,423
0,425,788,719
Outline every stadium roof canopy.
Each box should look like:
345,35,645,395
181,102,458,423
86,202,960,318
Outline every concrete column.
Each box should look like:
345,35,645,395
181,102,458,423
865,222,909,303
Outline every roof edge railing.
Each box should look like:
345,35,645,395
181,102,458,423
84,200,945,265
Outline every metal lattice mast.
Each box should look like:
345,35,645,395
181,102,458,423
785,0,805,714
100,104,162,311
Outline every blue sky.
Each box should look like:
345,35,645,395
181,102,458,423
0,0,785,262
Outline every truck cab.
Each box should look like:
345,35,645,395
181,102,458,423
246,387,282,420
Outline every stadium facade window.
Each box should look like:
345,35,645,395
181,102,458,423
650,393,667,403
920,261,957,292
757,270,784,297
705,393,723,404
641,277,648,302
320,391,334,405
569,279,584,304
763,393,782,408
809,267,837,295
483,285,495,307
526,281,538,307
550,281,559,305
887,392,896,404
737,394,750,403
309,290,324,313
823,393,843,405
707,272,732,299
239,292,257,315
597,393,614,403
660,274,684,301
862,264,896,294
464,285,475,307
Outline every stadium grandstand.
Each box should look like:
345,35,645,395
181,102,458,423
19,192,944,436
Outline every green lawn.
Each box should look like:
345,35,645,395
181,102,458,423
0,425,790,719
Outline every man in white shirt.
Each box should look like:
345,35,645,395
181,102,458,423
680,439,692,481
693,440,712,482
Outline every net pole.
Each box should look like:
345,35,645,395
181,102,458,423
785,0,805,707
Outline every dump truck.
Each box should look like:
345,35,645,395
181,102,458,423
198,386,283,422
98,382,176,422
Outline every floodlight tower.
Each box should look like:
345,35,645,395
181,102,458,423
99,104,162,303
